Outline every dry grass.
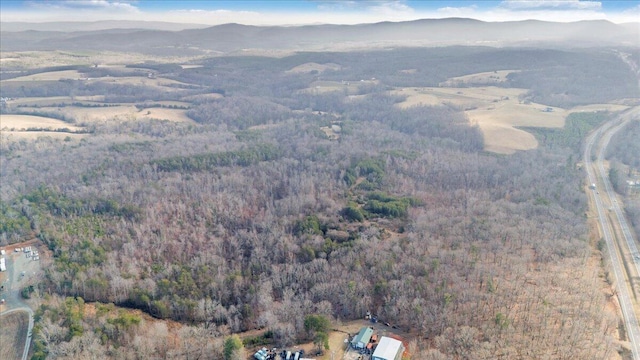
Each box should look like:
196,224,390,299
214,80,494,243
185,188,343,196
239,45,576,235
36,105,137,123
23,105,194,124
137,108,194,123
394,86,572,154
286,62,341,74
2,70,84,82
304,79,377,94
0,114,81,131
0,311,29,360
85,76,196,91
440,70,519,87
570,104,630,112
1,131,88,141
0,51,205,70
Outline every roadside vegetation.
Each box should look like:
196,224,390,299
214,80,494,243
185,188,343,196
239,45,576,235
607,119,640,238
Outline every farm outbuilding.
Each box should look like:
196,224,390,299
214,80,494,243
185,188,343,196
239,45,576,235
372,336,404,360
351,326,374,349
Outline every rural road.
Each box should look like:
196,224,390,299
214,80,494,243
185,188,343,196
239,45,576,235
584,106,640,360
1,248,38,360
0,307,34,360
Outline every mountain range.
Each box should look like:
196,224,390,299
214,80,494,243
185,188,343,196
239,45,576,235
1,18,638,55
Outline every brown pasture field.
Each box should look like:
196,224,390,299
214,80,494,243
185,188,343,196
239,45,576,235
2,70,84,82
84,76,197,91
26,105,193,124
138,108,194,123
36,105,139,123
305,79,377,94
439,69,519,87
1,50,205,70
0,114,82,131
393,85,628,154
286,62,341,74
0,311,29,360
1,131,88,142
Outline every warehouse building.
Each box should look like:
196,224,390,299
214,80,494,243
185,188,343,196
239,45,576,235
372,336,404,360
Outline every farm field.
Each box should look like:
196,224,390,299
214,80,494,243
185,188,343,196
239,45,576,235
85,75,198,91
0,312,29,360
0,50,204,69
286,62,342,74
0,114,82,131
2,70,84,82
439,69,519,87
305,79,378,94
393,83,629,154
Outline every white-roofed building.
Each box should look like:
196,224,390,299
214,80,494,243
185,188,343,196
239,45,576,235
372,336,404,360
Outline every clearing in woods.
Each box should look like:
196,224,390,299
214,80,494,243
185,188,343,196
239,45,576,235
286,62,342,74
0,114,82,131
393,83,628,154
439,69,520,87
31,105,194,124
0,311,29,360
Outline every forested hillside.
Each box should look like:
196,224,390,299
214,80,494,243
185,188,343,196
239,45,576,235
607,119,640,240
0,46,634,358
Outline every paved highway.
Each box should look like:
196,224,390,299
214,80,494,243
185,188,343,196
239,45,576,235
584,106,640,360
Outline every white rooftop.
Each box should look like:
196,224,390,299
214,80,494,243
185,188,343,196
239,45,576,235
372,336,403,360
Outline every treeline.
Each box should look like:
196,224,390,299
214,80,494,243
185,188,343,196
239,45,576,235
187,96,293,129
522,111,610,151
607,118,640,238
151,144,282,172
607,119,640,169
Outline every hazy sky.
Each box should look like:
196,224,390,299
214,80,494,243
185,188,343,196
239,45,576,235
1,0,639,25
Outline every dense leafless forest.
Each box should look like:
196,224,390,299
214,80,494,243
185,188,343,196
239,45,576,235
1,28,639,358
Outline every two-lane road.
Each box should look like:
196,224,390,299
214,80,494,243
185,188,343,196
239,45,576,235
584,106,640,360
1,248,38,360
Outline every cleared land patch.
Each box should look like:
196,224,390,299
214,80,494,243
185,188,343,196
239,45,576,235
286,62,341,74
0,51,204,69
22,105,192,124
2,70,84,82
138,108,193,122
0,311,29,360
394,86,570,154
85,76,197,91
440,70,519,87
0,114,82,131
305,79,377,94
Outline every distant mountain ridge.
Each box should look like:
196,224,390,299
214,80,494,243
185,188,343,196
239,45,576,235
1,20,210,32
1,18,638,55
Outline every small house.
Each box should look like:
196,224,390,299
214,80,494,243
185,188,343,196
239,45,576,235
351,326,374,349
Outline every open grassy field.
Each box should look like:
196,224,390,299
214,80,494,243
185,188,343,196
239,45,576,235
2,70,84,82
393,83,629,154
304,79,377,94
0,114,82,131
137,107,194,122
286,62,341,74
0,311,29,360
1,131,88,142
86,75,198,91
440,69,519,87
0,50,205,69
